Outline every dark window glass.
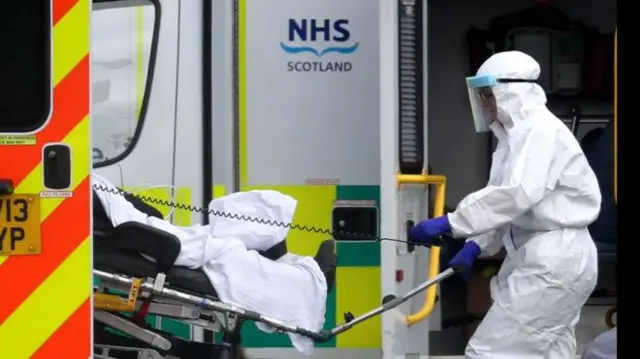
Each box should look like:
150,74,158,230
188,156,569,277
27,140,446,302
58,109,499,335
0,2,51,132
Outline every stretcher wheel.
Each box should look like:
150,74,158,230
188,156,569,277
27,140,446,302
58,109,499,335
605,305,617,328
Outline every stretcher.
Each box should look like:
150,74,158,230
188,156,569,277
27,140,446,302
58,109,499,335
93,208,458,359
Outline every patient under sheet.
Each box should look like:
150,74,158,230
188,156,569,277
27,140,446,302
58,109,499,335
92,174,327,355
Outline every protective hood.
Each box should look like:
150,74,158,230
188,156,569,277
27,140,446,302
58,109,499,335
476,51,547,131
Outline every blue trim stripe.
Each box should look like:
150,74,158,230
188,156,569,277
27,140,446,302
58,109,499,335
466,75,496,88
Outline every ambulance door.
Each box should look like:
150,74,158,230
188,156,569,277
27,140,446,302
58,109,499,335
0,1,93,358
92,0,178,199
91,0,197,338
220,1,386,357
170,0,207,229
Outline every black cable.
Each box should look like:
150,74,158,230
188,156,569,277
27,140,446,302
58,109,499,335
92,183,429,248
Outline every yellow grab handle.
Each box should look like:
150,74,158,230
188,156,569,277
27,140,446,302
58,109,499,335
613,28,617,204
396,174,447,326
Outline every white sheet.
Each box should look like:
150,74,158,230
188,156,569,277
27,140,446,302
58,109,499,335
93,174,327,355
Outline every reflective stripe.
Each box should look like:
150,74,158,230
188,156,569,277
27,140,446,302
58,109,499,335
0,178,91,323
0,238,91,358
0,1,91,357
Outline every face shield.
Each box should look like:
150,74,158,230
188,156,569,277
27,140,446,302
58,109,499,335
465,75,538,133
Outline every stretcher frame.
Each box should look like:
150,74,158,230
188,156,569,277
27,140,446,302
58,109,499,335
93,267,456,359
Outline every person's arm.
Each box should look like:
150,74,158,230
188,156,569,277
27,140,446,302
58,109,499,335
467,229,504,257
448,128,557,238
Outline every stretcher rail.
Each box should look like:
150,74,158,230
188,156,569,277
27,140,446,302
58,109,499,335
94,267,456,342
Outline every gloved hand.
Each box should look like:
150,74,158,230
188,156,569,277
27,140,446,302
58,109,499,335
449,241,481,281
409,215,451,245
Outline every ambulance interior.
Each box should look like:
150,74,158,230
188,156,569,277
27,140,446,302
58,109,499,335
87,0,616,357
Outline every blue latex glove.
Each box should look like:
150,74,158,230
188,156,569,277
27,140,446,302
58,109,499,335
449,241,481,281
409,215,451,245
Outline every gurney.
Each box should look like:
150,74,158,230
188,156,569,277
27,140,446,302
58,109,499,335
91,188,459,359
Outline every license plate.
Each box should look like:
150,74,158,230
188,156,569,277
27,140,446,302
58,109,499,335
0,194,41,255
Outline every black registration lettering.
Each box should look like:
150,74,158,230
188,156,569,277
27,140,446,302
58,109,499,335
13,199,28,222
0,227,26,251
0,198,30,252
1,198,10,222
0,198,29,222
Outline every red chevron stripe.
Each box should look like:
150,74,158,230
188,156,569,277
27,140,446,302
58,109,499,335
30,299,91,359
53,0,82,25
0,57,89,187
0,177,90,324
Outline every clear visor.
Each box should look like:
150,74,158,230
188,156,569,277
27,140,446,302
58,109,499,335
466,75,498,133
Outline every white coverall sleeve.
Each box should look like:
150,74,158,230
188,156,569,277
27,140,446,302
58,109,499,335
467,230,504,257
448,129,556,238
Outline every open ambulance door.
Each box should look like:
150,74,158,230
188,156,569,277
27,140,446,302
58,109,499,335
0,1,93,358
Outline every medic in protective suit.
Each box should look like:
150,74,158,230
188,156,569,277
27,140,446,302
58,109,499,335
410,51,601,358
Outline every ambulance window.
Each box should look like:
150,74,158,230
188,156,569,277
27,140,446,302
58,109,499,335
0,3,51,133
91,1,158,165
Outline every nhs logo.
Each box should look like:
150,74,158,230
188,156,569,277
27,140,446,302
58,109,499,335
280,18,359,73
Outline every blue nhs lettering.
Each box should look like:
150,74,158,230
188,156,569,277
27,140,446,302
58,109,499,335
280,18,359,73
288,19,350,42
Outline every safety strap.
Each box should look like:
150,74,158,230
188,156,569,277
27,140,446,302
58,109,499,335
501,227,517,258
133,300,151,325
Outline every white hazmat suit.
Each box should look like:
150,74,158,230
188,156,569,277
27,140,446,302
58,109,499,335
448,51,601,358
